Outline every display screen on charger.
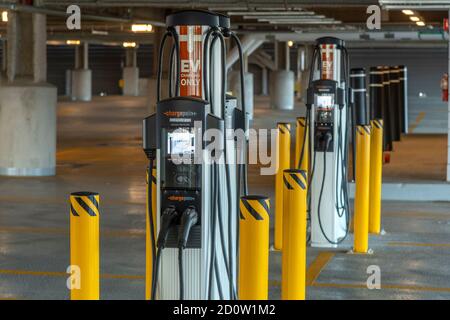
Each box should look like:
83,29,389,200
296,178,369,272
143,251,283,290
316,94,334,108
167,130,195,155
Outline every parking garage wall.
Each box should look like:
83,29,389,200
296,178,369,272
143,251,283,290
349,47,446,99
43,44,153,96
350,47,448,133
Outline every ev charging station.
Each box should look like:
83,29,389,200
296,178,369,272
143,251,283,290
142,10,248,300
306,37,352,248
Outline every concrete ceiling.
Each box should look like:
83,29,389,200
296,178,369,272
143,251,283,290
0,0,447,44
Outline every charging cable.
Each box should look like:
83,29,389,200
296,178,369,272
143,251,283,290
177,206,198,300
151,205,178,300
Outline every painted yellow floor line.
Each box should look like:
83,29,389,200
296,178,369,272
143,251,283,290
0,226,145,238
268,279,450,294
6,267,450,294
312,282,450,293
0,196,145,207
0,270,67,277
306,252,335,286
388,241,450,248
0,269,144,280
102,274,145,280
0,296,20,300
384,211,450,220
267,252,335,288
408,111,425,133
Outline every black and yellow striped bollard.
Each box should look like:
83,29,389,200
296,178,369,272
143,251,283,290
70,191,100,300
295,117,309,172
369,119,383,234
282,169,307,300
354,125,371,253
239,195,270,300
146,166,157,300
274,122,291,250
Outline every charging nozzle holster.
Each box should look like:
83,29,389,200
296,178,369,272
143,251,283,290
157,206,178,249
143,114,159,160
178,206,199,249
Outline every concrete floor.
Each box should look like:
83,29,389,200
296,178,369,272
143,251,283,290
1,96,450,300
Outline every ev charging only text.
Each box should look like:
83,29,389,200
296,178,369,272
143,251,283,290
172,304,276,318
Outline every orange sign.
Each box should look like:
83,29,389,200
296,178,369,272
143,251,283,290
178,26,203,97
321,44,335,80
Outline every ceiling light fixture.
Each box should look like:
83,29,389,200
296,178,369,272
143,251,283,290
409,16,420,22
66,40,81,45
123,42,137,48
402,10,414,15
92,30,109,36
131,24,153,32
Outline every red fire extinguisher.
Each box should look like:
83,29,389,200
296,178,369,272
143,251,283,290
441,73,448,102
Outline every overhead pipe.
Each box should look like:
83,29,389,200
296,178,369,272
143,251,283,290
250,52,276,71
40,0,378,8
246,39,266,57
226,35,265,70
380,0,450,9
0,3,165,26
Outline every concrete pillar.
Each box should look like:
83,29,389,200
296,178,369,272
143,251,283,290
261,67,268,96
296,47,304,99
298,45,314,102
0,40,6,83
65,69,72,96
123,67,139,96
0,11,57,176
447,9,450,181
123,48,139,96
229,70,254,119
270,70,295,110
275,41,290,71
271,41,295,110
71,42,92,101
72,69,92,101
125,47,137,68
1,40,6,71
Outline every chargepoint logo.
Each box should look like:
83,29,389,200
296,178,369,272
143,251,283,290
66,265,81,290
366,5,381,30
170,121,278,176
66,5,81,30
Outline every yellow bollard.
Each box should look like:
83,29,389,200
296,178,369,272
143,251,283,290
295,117,309,172
369,119,383,234
282,169,307,300
274,122,291,250
239,195,270,300
145,167,157,300
354,125,371,253
70,191,100,300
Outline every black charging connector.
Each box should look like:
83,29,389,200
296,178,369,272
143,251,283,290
151,205,179,300
157,206,178,249
178,206,198,249
177,206,198,300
